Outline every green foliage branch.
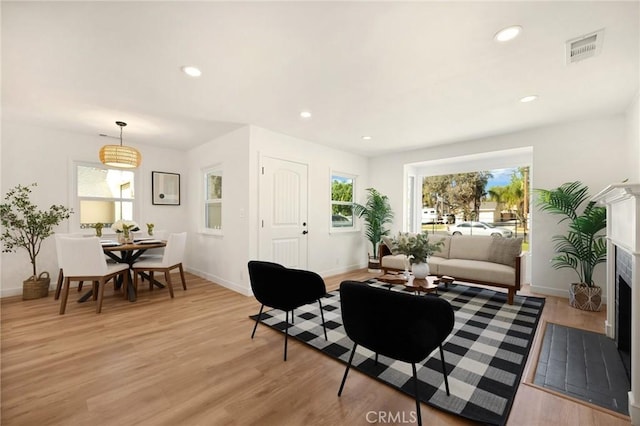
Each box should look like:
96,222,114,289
535,181,606,287
0,183,73,278
352,188,394,258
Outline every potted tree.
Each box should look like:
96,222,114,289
535,181,607,311
0,183,72,300
353,188,394,271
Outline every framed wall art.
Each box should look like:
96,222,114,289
152,171,180,205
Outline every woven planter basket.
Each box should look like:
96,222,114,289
22,272,50,300
568,283,602,312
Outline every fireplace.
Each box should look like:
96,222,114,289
616,247,632,380
592,183,640,425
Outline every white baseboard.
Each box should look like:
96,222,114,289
184,267,252,296
528,283,609,305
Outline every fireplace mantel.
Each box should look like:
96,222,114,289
593,183,640,424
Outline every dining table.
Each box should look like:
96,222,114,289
77,239,167,303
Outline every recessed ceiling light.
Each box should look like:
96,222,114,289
361,136,372,140
494,25,522,42
181,66,202,77
520,95,538,103
300,111,312,119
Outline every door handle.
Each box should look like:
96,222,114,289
302,230,308,235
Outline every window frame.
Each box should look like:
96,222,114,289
72,161,139,233
202,164,223,236
329,170,358,233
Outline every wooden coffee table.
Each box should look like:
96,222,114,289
405,276,439,295
377,272,451,295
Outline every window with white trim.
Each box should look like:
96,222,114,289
330,173,355,230
76,163,135,229
204,167,223,232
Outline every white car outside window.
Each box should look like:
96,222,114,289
447,221,513,237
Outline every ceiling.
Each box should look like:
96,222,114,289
2,1,638,157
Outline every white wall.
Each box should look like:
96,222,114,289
627,92,640,181
369,115,631,299
0,122,188,297
248,126,369,278
185,126,252,295
184,125,369,296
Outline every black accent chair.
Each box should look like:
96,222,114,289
337,281,455,426
247,261,328,361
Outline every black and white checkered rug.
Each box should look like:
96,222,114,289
251,281,545,426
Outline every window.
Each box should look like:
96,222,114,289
204,167,222,232
76,163,135,229
331,173,355,230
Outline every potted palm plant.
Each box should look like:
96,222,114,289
535,181,607,311
353,188,394,271
0,183,72,299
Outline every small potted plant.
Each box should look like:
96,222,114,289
392,231,444,278
0,183,72,299
535,181,607,311
353,188,394,271
111,220,139,243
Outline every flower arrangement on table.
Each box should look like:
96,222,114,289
111,220,140,242
392,231,444,265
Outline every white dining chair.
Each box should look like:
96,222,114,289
54,233,85,300
137,229,168,261
57,236,130,314
132,232,187,298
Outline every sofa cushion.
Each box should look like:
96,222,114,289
489,237,523,267
427,255,447,275
448,235,493,262
436,259,517,287
433,235,451,259
381,254,407,270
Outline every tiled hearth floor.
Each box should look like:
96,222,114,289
534,323,630,415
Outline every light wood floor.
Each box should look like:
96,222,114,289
1,270,631,426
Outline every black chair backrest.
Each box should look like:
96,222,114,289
339,281,454,363
247,261,326,311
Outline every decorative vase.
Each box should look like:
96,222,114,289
569,283,602,312
22,272,50,300
411,261,430,279
95,226,102,237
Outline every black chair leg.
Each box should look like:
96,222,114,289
439,344,450,396
291,308,294,324
251,304,264,339
374,353,379,365
338,342,358,396
412,363,422,426
318,298,328,340
284,310,290,361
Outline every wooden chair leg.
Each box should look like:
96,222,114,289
96,278,107,313
59,277,71,314
78,281,84,292
178,264,187,290
92,281,98,301
165,270,174,298
149,271,154,291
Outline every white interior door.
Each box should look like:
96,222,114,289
259,156,308,268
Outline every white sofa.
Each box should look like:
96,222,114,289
379,234,523,304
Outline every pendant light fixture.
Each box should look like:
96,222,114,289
99,121,141,168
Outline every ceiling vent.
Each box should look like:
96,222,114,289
566,29,604,64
